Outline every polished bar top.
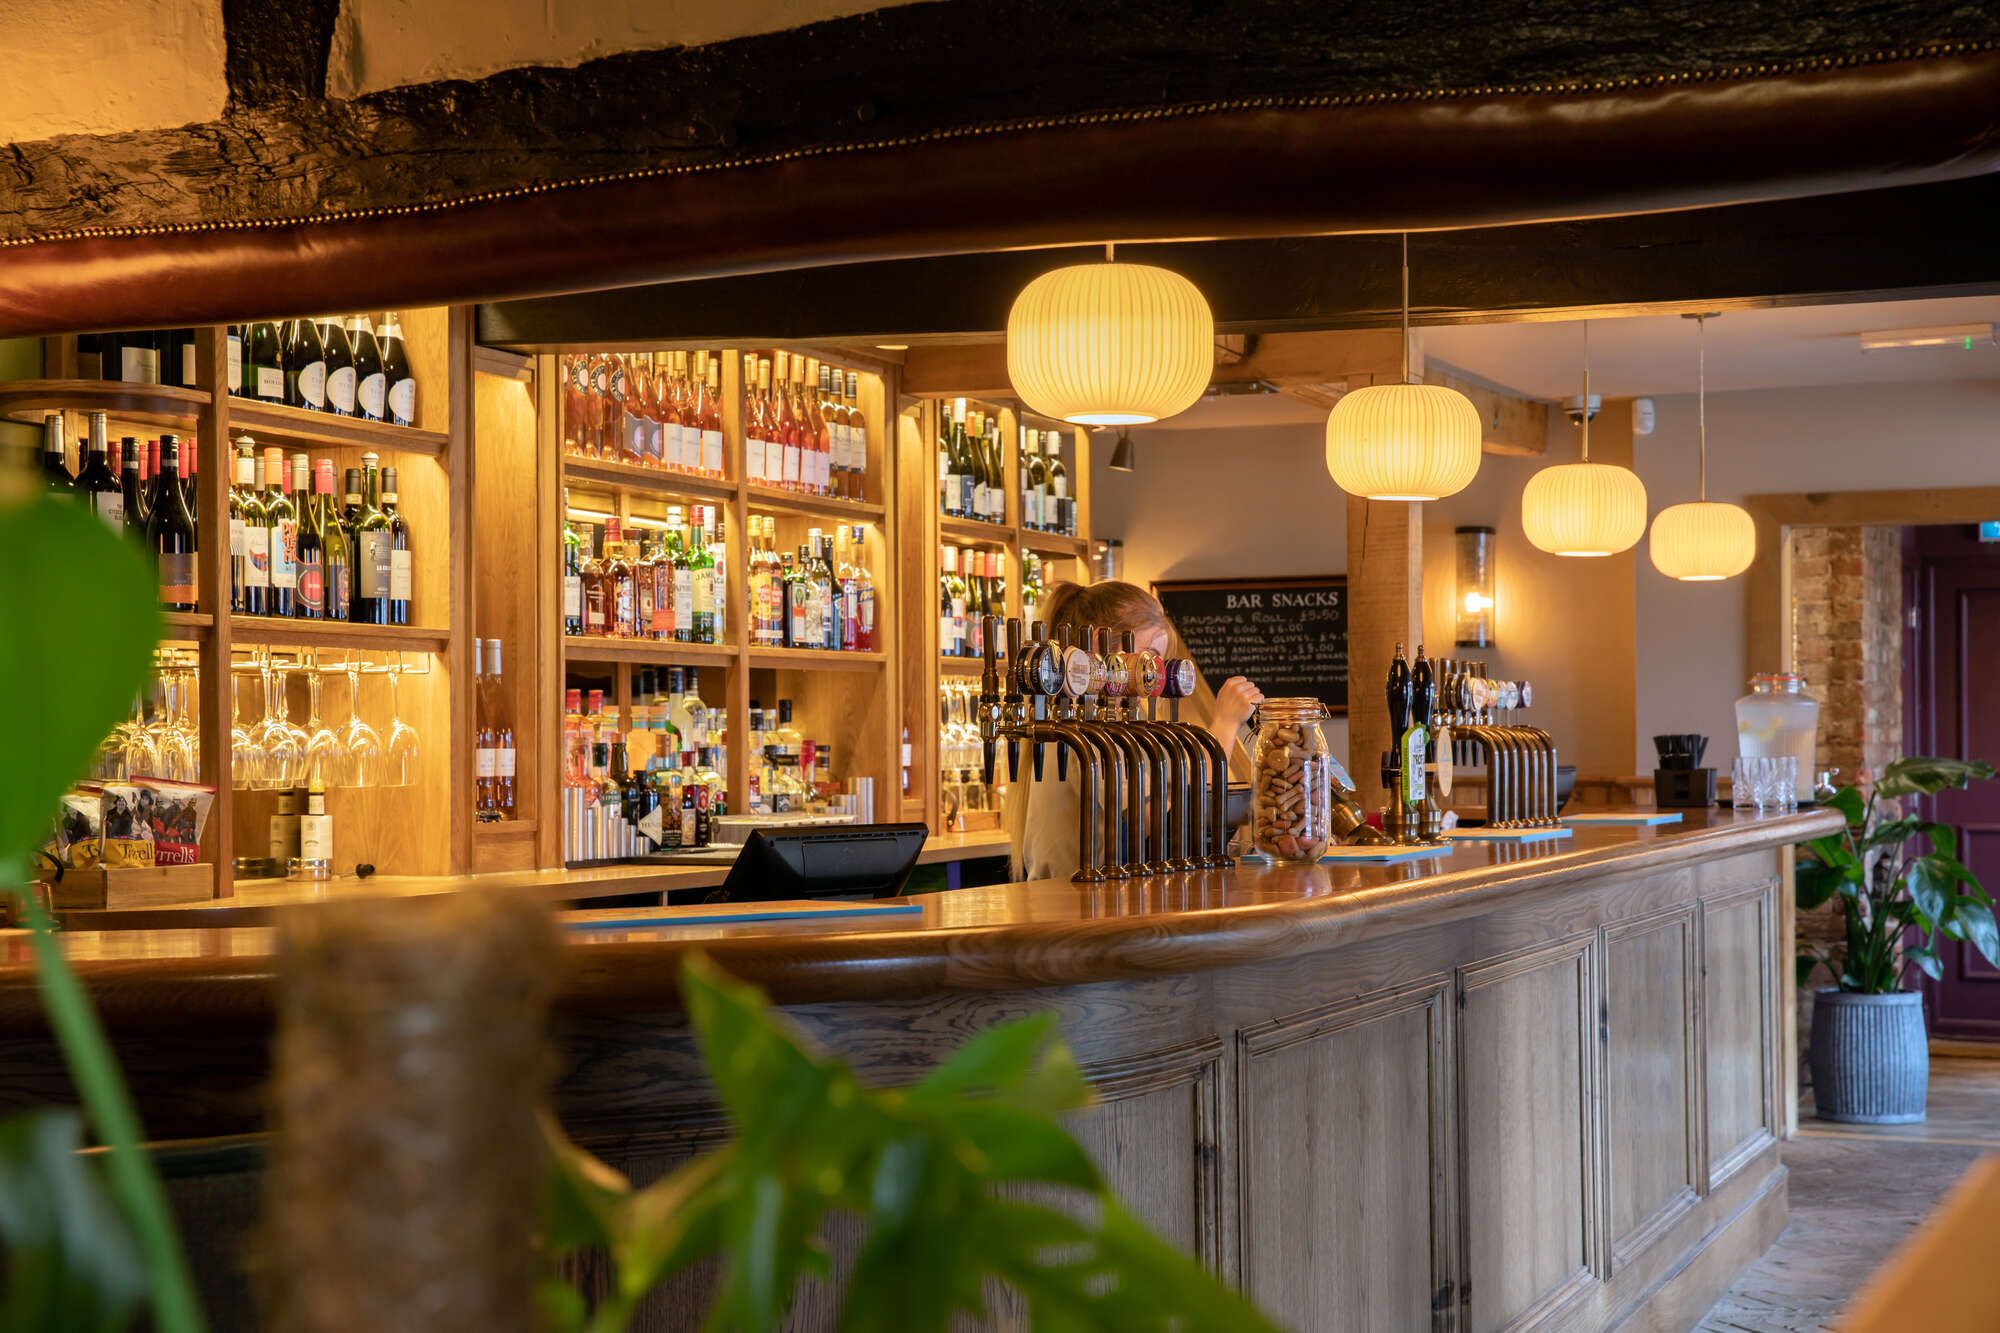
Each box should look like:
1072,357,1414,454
52,829,1015,932
0,810,1834,1035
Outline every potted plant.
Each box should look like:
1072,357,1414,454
1796,756,2000,1123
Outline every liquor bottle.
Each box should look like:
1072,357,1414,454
299,781,334,866
659,506,688,643
382,466,411,626
850,525,877,651
1046,430,1071,534
845,370,867,499
689,505,718,644
263,446,298,618
283,317,327,411
39,413,78,502
120,437,148,542
238,442,270,616
349,315,386,422
294,455,325,620
379,312,417,427
603,353,630,463
323,316,358,417
632,532,658,638
245,320,283,401
708,505,727,644
317,459,352,621
488,638,517,819
77,413,123,530
225,325,243,395
646,526,675,642
147,436,199,612
561,494,585,636
350,452,393,623
607,526,635,638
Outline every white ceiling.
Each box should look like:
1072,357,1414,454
1422,295,2000,400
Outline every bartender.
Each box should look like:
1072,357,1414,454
1004,580,1263,880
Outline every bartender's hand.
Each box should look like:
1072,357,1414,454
1214,676,1264,734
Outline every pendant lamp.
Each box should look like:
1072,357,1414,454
1325,234,1482,501
1520,321,1648,556
1649,314,1756,581
1006,243,1213,426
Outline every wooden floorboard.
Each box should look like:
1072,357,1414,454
1696,1056,2000,1331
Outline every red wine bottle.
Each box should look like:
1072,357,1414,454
147,436,200,612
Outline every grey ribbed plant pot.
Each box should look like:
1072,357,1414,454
1809,989,1928,1124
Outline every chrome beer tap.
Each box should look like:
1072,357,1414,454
982,614,1109,881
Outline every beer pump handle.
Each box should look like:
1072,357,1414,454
980,614,1000,786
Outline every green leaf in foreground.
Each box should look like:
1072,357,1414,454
0,1110,147,1333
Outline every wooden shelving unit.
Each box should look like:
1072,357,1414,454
0,378,207,428
227,398,451,460
561,636,736,667
561,455,738,503
230,617,452,654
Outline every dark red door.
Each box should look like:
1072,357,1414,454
1908,525,2000,1039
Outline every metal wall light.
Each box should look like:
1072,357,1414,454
1455,525,1496,647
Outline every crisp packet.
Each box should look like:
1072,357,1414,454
98,782,156,868
133,778,215,867
54,787,103,870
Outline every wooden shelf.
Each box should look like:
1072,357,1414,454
749,647,887,672
0,379,208,428
939,656,985,675
160,611,214,639
744,484,887,523
228,398,450,459
939,515,1013,546
1019,530,1088,558
562,636,735,667
230,616,451,653
561,455,738,503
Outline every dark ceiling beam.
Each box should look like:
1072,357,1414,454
474,175,2000,351
222,0,342,108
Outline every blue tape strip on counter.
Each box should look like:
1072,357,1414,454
1318,845,1455,863
564,902,922,931
1561,811,1685,826
1444,826,1575,844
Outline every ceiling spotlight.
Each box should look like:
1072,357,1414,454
1109,430,1136,472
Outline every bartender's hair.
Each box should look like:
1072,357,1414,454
1036,579,1170,643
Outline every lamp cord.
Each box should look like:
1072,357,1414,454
1696,314,1707,501
1580,320,1591,463
1400,232,1411,385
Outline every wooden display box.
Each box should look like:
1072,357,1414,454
40,861,217,912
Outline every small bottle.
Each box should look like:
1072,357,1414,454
268,789,302,865
295,782,333,878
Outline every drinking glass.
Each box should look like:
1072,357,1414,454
1731,757,1755,810
254,663,305,790
302,669,348,789
1777,756,1799,811
152,670,199,783
109,693,159,780
384,666,420,787
342,662,386,788
230,671,259,790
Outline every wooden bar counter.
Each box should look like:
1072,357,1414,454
0,809,1834,1331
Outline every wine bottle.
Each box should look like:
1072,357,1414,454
179,430,199,535
238,442,269,616
147,436,199,612
323,317,357,417
169,329,198,388
350,314,386,422
226,326,244,395
283,317,327,411
689,504,717,645
39,413,78,501
292,454,323,620
382,465,411,626
350,451,392,624
245,321,283,401
116,329,161,385
316,459,351,622
263,446,297,618
119,437,147,542
378,311,416,427
341,467,363,527
76,412,123,530
561,493,584,636
76,333,103,380
488,638,516,818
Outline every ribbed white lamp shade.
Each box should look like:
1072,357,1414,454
1324,383,1483,501
1006,262,1213,425
1649,501,1756,581
1520,462,1648,557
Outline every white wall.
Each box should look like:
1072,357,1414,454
1630,380,2000,772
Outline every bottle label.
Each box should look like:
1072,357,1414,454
271,520,298,589
652,572,675,636
226,337,242,391
701,428,723,475
693,569,715,617
358,530,392,597
121,346,159,384
475,747,498,778
675,570,693,627
256,365,283,400
497,748,517,778
387,377,416,426
326,558,351,618
326,365,357,414
244,525,271,588
745,435,766,484
297,560,324,615
1403,730,1427,806
299,816,332,862
91,492,124,531
268,813,300,862
157,550,196,604
972,482,990,522
781,442,801,487
941,469,958,513
389,548,412,601
357,372,387,420
298,361,327,410
563,574,582,621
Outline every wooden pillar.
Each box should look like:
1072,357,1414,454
1346,496,1422,809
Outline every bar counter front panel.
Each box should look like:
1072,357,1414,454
0,810,1833,1331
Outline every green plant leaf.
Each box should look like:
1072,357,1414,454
1863,818,1921,852
1795,859,1849,911
1822,786,1866,828
1905,946,1943,980
1876,757,1997,799
1952,896,2000,969
0,497,161,866
0,1109,147,1333
1907,856,1955,928
1796,955,1823,987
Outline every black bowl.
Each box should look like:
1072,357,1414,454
1557,765,1577,812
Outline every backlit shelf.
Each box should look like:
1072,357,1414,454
561,636,736,667
939,516,1013,546
745,484,887,523
561,456,739,503
228,398,449,459
749,646,887,672
0,379,208,429
230,616,450,653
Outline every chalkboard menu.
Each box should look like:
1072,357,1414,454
1154,576,1348,713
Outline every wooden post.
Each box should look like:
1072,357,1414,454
1346,496,1422,810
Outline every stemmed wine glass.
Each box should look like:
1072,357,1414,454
342,660,385,788
152,668,199,782
301,663,348,789
254,661,304,790
230,670,259,790
384,662,420,787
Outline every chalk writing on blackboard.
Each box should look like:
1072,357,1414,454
1154,576,1348,714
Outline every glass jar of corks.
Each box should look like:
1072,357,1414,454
1251,697,1335,862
